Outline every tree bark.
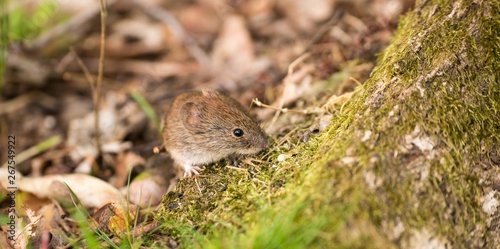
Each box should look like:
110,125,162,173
158,0,500,248
304,0,500,247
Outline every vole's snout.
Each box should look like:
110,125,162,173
257,135,270,151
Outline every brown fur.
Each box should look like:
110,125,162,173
163,89,269,177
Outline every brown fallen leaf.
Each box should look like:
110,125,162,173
127,172,168,208
0,172,122,209
104,19,166,58
210,14,272,88
112,151,146,188
277,0,335,32
212,15,254,73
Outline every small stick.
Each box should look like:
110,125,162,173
252,178,266,185
94,0,108,158
301,10,345,56
225,165,246,171
253,98,318,114
268,53,310,129
194,178,203,195
266,10,345,87
349,77,363,86
70,48,95,93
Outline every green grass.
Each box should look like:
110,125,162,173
131,91,161,135
7,0,60,41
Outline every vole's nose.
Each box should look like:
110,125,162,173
258,135,269,150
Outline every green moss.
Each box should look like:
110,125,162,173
156,0,500,248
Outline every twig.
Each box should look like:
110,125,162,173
252,178,267,185
70,48,96,93
194,178,203,195
225,165,246,171
127,0,211,70
301,10,345,56
130,220,159,237
94,0,108,159
253,98,319,114
268,53,310,129
349,77,363,86
267,10,345,87
254,12,344,122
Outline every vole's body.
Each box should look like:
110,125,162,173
163,89,269,177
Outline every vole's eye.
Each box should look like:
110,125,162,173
233,128,244,137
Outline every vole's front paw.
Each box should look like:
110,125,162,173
183,166,205,178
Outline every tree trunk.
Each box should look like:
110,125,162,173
158,0,500,248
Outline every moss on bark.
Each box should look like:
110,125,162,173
157,0,500,248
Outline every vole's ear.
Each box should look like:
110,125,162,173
202,88,219,98
180,102,202,129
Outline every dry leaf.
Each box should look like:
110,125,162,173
105,19,166,58
127,173,168,208
112,151,146,188
0,172,122,209
211,15,255,78
179,5,220,35
277,0,335,31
